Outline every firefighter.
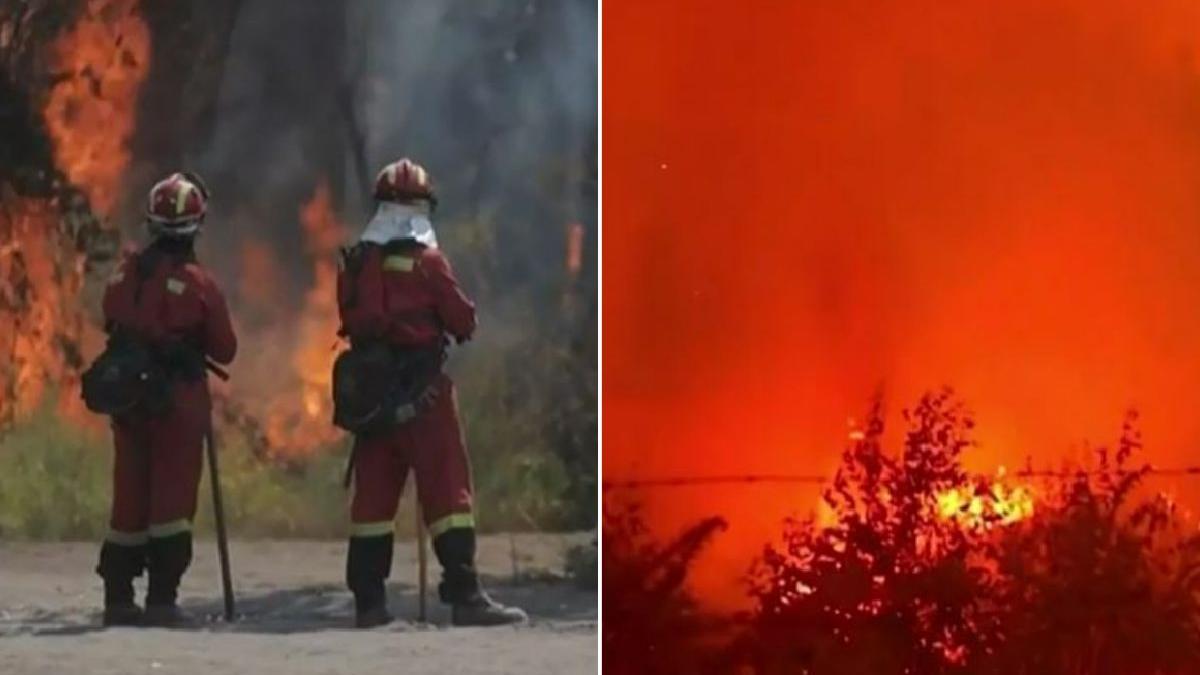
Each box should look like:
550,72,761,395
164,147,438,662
337,158,527,628
93,172,237,627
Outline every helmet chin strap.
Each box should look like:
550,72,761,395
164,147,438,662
147,218,203,239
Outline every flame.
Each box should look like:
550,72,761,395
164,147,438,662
566,222,584,275
260,180,347,456
42,0,149,218
235,236,288,329
606,0,1200,610
936,474,1035,529
0,199,83,424
1,1,147,427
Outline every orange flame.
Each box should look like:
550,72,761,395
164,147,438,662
2,1,147,427
261,180,347,456
237,237,286,323
0,198,100,426
605,0,1200,611
566,222,584,276
42,0,149,218
937,468,1035,530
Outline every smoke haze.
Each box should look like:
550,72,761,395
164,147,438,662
166,0,597,452
605,0,1200,608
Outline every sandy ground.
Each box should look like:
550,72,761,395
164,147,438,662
0,534,597,675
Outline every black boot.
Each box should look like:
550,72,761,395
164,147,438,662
96,540,146,627
144,532,195,628
433,528,527,627
347,533,394,628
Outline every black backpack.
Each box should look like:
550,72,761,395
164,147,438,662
81,333,172,417
331,341,442,436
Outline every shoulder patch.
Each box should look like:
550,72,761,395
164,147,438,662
382,255,415,272
166,278,187,294
107,271,125,286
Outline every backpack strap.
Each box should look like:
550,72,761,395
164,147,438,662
132,247,159,305
339,242,371,312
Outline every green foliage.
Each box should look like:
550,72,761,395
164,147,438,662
452,344,564,530
0,409,109,540
451,320,592,531
192,433,348,539
0,401,578,539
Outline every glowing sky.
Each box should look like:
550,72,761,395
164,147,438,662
605,0,1200,608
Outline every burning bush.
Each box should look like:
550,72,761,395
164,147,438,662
747,391,1007,674
602,392,1200,674
743,394,1200,674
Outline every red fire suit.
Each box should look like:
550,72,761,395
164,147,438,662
101,248,237,545
336,242,477,539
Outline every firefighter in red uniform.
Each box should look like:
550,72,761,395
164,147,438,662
338,158,526,627
93,172,237,627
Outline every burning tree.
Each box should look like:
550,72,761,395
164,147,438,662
747,390,1011,674
0,0,148,427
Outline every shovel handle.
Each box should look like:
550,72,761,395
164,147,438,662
205,428,236,622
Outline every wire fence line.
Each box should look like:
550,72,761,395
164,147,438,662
602,465,1200,491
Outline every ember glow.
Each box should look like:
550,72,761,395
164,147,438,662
606,0,1200,609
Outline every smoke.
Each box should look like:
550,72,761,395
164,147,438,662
356,0,599,313
190,0,347,306
192,0,596,284
165,0,596,449
605,0,1200,608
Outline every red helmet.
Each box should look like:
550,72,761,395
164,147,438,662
373,158,435,205
146,172,209,234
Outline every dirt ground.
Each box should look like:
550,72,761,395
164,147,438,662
0,533,597,675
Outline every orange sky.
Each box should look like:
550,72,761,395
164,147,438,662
605,0,1200,609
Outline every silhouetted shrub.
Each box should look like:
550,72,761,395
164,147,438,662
747,390,1004,674
603,392,1200,674
985,412,1200,675
602,498,728,674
